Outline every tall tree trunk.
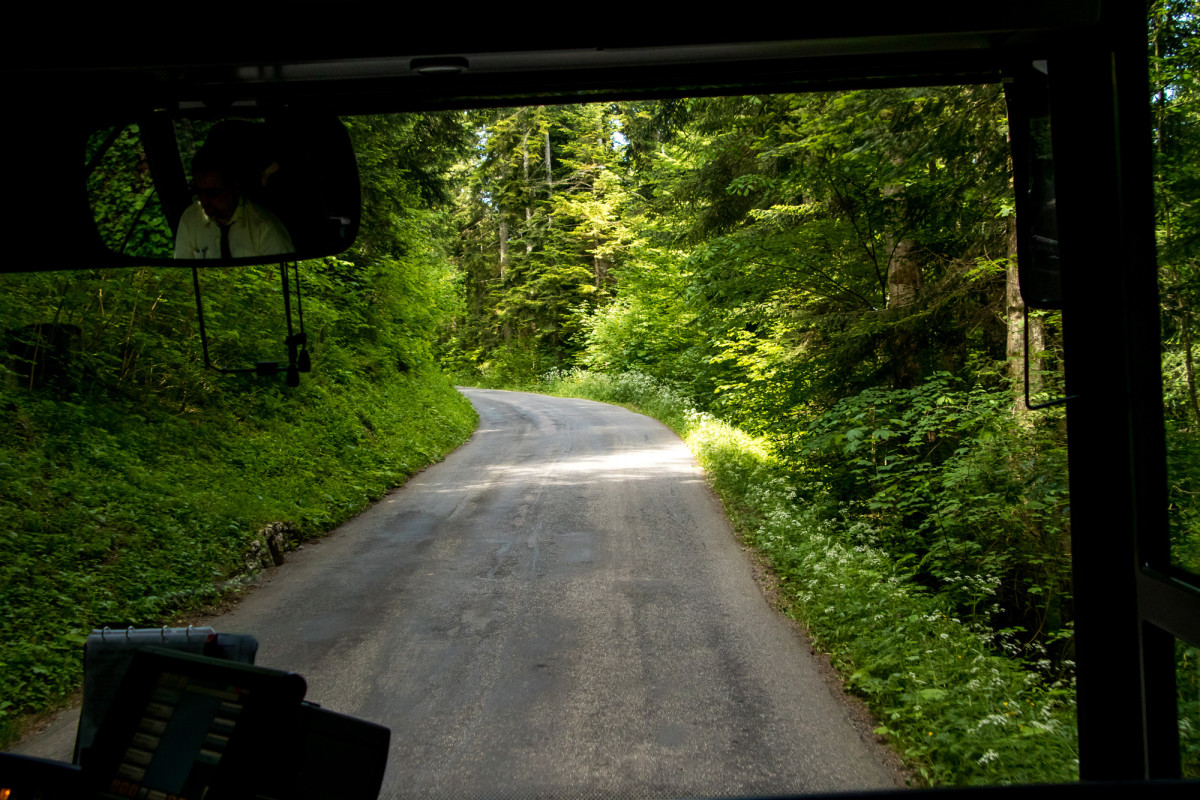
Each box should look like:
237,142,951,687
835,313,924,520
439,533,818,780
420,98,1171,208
544,128,554,229
522,128,533,254
1002,101,1044,413
1183,309,1200,425
883,236,921,388
498,218,509,278
883,161,920,310
885,237,920,308
594,251,610,289
591,137,608,291
1007,216,1044,413
881,156,922,388
1154,8,1171,244
498,159,511,344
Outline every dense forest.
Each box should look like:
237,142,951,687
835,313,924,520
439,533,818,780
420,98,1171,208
2,4,1199,788
439,7,1200,780
444,88,1081,784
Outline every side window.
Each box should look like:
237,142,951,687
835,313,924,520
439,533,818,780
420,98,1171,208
1151,3,1200,580
1151,3,1200,777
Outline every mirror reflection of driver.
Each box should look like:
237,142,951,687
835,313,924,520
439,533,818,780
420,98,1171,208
173,145,295,259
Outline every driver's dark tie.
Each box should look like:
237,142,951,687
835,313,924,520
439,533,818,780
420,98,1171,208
219,223,232,259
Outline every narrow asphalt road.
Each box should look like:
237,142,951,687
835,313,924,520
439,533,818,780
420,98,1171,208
17,388,903,798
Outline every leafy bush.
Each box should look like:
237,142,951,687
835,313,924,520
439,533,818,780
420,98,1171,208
795,374,1073,657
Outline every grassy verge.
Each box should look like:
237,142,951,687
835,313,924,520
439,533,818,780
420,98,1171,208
0,368,476,745
527,368,1078,786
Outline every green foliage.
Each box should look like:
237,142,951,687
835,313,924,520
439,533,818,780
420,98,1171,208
797,375,1072,648
86,125,175,259
750,503,1077,787
476,89,1015,437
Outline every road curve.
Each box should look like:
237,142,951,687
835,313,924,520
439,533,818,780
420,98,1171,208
18,389,903,797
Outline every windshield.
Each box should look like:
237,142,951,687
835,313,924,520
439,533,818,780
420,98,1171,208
1,81,1138,795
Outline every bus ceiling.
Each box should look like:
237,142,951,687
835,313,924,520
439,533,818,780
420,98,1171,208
2,2,1103,275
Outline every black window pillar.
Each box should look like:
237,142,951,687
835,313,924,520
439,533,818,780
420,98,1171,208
1053,0,1179,780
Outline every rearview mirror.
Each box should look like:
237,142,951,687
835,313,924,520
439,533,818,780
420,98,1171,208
86,112,360,265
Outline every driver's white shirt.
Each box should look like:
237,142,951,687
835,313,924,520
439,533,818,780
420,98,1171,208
174,196,295,259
